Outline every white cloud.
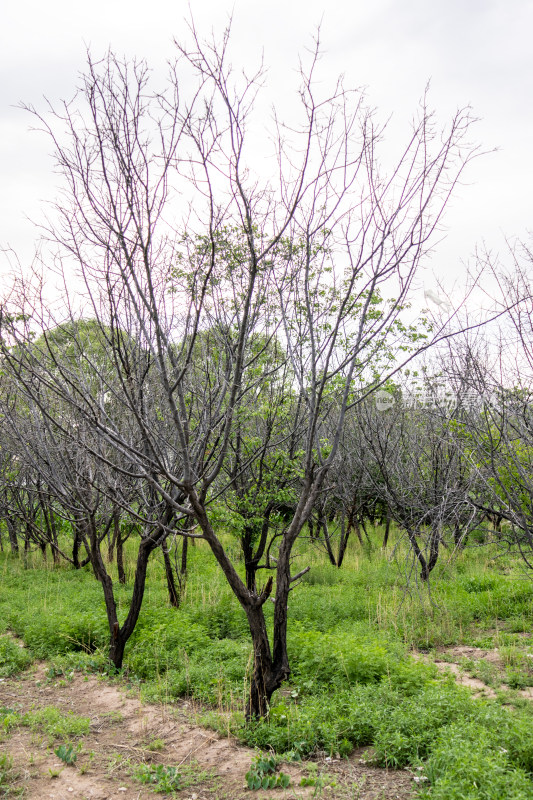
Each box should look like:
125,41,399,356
1,0,533,285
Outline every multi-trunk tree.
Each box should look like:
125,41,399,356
1,22,487,716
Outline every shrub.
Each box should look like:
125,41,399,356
0,635,31,677
421,721,533,800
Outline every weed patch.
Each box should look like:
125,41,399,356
245,754,290,790
54,743,79,764
133,761,211,795
0,707,21,739
0,752,22,797
21,705,90,742
0,636,31,677
421,721,533,800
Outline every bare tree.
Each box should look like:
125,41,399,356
445,254,533,566
0,317,199,668
1,22,488,716
356,382,481,582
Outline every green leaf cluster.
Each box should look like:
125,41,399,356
245,754,290,790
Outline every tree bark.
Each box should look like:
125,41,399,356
6,519,19,555
116,534,126,584
163,546,180,608
180,535,188,577
337,515,350,567
245,605,276,718
319,512,337,566
407,529,430,581
107,537,159,668
382,512,391,548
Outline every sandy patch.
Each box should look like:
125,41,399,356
1,664,415,800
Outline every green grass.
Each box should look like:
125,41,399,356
0,752,23,797
1,703,89,747
133,760,212,795
3,526,533,798
421,721,533,800
0,636,31,677
21,706,89,743
0,708,21,739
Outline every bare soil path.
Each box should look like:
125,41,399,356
413,644,533,700
0,662,416,800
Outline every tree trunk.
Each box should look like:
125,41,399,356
320,512,337,566
49,512,60,565
361,518,373,545
408,529,430,581
116,534,126,584
242,513,272,593
382,512,391,548
104,537,158,669
163,546,180,608
72,525,81,569
242,528,258,592
108,508,120,563
6,519,19,555
180,535,188,576
427,525,441,576
189,478,322,721
346,497,364,546
246,606,276,718
336,515,350,567
351,518,364,545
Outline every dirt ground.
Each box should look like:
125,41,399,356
414,644,533,700
0,662,416,800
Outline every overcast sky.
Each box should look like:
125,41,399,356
1,0,532,293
